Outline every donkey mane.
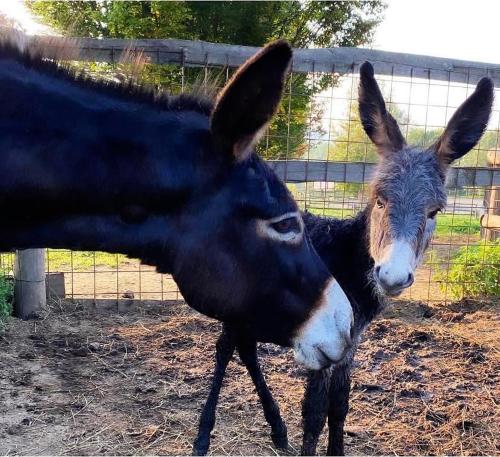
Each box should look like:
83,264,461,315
0,38,214,116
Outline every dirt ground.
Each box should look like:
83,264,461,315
0,296,498,456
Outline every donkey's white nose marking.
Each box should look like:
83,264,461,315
378,239,416,288
293,278,353,370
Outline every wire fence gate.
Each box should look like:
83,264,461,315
2,35,499,311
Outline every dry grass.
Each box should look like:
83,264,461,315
0,297,498,455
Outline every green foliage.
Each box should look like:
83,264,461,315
328,91,409,163
0,275,13,325
28,1,385,46
434,214,481,238
408,128,499,167
434,241,500,299
306,207,356,218
27,1,384,159
406,127,442,148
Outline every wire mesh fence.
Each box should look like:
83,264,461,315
2,37,499,306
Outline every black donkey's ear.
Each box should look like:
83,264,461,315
211,40,292,162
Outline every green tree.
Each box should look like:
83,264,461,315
27,1,385,159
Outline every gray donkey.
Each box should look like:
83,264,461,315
192,62,494,456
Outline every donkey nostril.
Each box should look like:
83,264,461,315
375,266,381,278
407,272,414,286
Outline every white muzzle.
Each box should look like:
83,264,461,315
292,278,353,370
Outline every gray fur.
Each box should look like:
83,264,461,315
370,146,447,262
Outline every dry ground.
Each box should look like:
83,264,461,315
0,297,498,456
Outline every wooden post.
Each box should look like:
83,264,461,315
481,149,500,241
13,249,46,319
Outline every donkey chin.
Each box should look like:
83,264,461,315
292,278,354,370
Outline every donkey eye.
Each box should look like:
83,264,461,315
375,198,385,209
257,212,304,244
428,209,441,219
271,217,301,234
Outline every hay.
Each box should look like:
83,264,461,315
0,297,498,455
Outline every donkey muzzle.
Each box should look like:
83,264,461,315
374,239,417,296
292,278,353,370
375,265,414,296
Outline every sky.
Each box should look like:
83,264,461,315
374,0,500,64
0,0,50,34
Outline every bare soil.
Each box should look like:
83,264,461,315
0,297,498,456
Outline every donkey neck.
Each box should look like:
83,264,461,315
0,54,219,220
304,206,383,325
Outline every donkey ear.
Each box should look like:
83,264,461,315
433,77,494,165
358,61,406,156
210,40,292,162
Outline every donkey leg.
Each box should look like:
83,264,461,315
237,337,288,450
192,326,236,456
301,369,331,456
326,366,351,456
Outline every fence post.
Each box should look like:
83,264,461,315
480,149,500,241
13,249,46,319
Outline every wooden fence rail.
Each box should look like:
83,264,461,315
30,35,500,86
267,160,500,188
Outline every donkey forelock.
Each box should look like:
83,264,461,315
371,147,447,244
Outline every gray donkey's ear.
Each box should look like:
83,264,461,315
358,61,406,156
433,77,494,165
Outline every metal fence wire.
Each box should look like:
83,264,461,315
2,37,499,306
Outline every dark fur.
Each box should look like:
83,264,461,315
193,210,378,455
358,62,406,154
300,209,380,456
211,39,292,158
0,37,338,350
433,77,494,163
193,63,494,455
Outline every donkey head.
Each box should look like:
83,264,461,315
0,35,353,370
358,62,493,296
172,42,352,369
